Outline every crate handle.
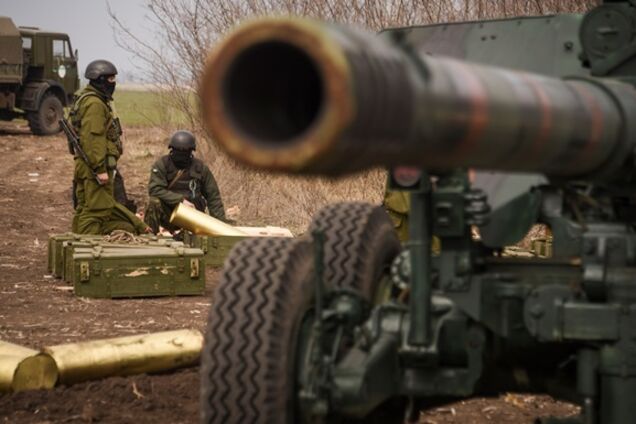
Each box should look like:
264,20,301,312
79,261,90,282
190,258,200,279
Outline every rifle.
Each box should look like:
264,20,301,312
59,118,102,185
108,101,124,154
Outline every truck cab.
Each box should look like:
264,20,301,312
0,16,79,135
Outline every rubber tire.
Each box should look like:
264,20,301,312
308,202,404,423
200,203,401,424
27,93,63,135
200,237,314,424
308,202,401,296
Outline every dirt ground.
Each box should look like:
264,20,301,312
0,122,579,423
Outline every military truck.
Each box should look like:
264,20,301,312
0,16,78,135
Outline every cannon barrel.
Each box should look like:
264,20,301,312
200,17,636,179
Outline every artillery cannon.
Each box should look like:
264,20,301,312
198,2,636,423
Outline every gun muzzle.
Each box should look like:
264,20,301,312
200,17,636,180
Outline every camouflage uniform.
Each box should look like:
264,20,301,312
70,85,147,235
383,187,441,252
144,155,225,233
383,189,410,242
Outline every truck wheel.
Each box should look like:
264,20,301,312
27,92,63,135
200,203,402,424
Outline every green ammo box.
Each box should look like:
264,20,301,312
48,233,101,278
47,232,68,274
61,238,184,283
47,233,176,279
183,233,249,267
71,245,205,298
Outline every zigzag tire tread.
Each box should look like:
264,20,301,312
200,237,313,424
308,202,401,297
201,203,401,423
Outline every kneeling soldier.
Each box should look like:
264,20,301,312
145,130,226,234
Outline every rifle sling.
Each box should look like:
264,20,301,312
167,169,185,190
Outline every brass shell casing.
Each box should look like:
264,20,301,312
0,341,57,392
42,329,203,385
170,203,247,237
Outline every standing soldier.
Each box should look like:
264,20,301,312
69,59,149,235
145,130,226,235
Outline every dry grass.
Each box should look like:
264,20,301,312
117,124,549,244
118,125,548,242
520,224,550,249
210,157,386,234
195,136,387,234
111,1,601,237
117,126,386,235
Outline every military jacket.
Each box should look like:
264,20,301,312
148,155,226,220
384,189,410,215
69,85,121,180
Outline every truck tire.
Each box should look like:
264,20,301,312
27,92,63,135
200,203,402,424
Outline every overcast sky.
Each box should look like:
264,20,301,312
2,0,153,81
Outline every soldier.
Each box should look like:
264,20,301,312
383,181,440,252
145,130,226,235
383,188,410,243
69,59,149,235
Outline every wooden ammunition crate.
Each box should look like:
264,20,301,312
47,232,69,275
47,233,176,278
183,233,248,267
71,245,205,298
61,239,184,283
48,233,101,278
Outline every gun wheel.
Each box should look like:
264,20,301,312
200,203,401,423
200,237,314,424
305,202,405,422
307,202,401,298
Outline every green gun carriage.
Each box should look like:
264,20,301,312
198,2,636,423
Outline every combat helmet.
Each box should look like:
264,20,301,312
84,60,118,80
169,130,197,151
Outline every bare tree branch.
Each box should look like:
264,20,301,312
108,0,601,227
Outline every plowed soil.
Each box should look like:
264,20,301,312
0,121,579,423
